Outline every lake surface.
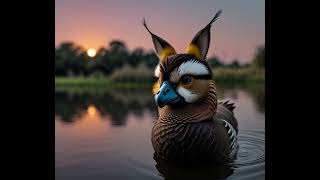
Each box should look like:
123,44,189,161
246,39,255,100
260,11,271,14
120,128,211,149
55,83,265,180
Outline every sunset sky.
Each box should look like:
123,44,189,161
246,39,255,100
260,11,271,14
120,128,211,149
55,0,264,64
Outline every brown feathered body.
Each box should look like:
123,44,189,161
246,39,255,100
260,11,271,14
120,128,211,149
151,82,238,163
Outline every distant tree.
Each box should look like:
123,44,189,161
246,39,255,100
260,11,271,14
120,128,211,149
242,63,250,68
92,52,113,75
90,47,112,75
252,45,265,68
107,40,129,70
75,51,91,76
55,42,79,76
228,59,241,68
143,51,158,69
132,47,144,56
129,48,145,67
109,40,128,54
55,48,65,76
207,56,224,68
96,47,107,56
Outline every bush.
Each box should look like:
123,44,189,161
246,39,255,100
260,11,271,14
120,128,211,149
90,71,105,79
109,63,154,82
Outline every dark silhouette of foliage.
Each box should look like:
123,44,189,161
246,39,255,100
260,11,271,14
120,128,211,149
55,41,264,77
252,45,265,68
228,59,241,68
207,56,223,68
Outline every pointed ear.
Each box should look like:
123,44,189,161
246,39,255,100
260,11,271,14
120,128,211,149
186,10,222,61
142,19,176,61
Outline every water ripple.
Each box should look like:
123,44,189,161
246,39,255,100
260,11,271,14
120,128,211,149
231,130,265,167
227,130,265,180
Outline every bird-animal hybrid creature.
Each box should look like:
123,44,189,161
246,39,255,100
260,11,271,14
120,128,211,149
143,10,238,163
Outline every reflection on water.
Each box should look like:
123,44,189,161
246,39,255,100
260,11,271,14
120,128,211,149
55,83,265,180
55,88,157,126
87,105,97,116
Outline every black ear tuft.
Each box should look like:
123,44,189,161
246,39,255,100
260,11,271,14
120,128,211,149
186,10,222,61
142,18,176,61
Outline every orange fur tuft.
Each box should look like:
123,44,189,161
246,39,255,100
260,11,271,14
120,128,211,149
152,82,160,94
186,44,201,60
160,47,176,61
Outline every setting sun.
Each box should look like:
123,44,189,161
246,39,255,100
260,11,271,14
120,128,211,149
87,48,96,57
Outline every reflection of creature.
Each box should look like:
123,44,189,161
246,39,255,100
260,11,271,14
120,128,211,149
153,153,234,180
144,10,239,163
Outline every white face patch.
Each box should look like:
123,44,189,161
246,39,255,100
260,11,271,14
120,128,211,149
170,59,209,82
177,86,200,103
154,64,160,77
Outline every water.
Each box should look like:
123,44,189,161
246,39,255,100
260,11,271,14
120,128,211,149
55,83,265,180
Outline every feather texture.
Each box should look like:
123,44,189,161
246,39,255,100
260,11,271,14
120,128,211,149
152,80,238,163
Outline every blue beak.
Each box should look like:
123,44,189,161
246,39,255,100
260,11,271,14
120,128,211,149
154,81,180,108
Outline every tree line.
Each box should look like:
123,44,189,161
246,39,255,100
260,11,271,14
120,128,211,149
55,40,264,77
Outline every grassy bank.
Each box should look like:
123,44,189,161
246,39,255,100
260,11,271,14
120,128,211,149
55,67,264,87
55,76,150,89
214,67,264,83
55,76,110,86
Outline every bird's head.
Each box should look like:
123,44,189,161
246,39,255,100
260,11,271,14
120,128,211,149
143,10,222,108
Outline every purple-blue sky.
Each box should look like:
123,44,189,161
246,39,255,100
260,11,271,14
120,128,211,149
55,0,264,64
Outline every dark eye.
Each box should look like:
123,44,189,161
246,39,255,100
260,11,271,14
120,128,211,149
180,75,192,85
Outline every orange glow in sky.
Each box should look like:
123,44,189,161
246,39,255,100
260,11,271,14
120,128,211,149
55,0,265,63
